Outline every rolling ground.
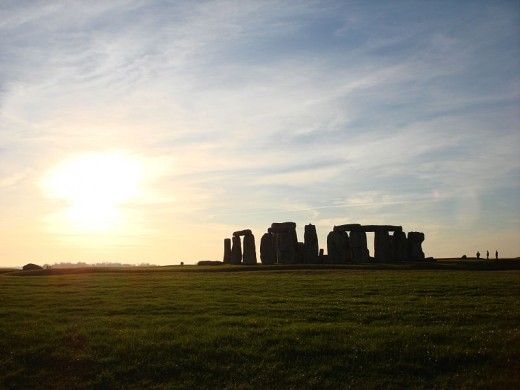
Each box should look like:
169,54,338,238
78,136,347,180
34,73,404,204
0,260,519,389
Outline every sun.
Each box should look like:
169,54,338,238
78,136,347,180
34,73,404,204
43,152,145,233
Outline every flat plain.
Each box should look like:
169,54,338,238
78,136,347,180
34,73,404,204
1,260,519,389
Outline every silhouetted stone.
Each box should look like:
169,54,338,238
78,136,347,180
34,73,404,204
332,224,405,262
297,242,305,264
393,231,408,261
224,222,424,266
270,222,297,233
233,229,253,237
333,224,362,232
260,233,276,264
231,236,242,265
243,234,257,265
375,231,393,262
223,238,232,263
407,232,425,260
304,224,319,264
363,225,402,233
318,249,325,264
290,230,299,262
327,231,350,264
22,263,42,271
277,230,298,264
334,224,402,232
349,231,370,263
269,222,298,264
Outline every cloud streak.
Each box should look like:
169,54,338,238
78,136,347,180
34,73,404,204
0,0,519,265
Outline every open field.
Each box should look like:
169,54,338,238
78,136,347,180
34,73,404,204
1,261,519,389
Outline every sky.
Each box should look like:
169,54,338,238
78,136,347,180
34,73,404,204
0,0,519,266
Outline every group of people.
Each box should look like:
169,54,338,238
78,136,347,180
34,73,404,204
476,250,498,260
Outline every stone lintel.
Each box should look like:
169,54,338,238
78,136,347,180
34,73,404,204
233,229,253,237
334,224,403,233
270,222,297,233
333,224,362,231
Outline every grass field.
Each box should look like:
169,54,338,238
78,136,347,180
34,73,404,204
1,260,519,389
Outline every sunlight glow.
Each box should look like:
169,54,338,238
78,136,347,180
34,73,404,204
43,152,145,233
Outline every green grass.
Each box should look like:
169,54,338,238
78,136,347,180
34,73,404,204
1,261,519,389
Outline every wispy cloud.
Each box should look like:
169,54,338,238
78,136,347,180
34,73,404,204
0,0,518,264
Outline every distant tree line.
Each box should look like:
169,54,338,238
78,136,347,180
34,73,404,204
42,262,157,269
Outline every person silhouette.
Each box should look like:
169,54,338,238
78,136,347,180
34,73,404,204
486,250,489,260
476,251,480,260
495,250,498,260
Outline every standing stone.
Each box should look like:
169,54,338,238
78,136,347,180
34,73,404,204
393,231,408,261
230,236,242,265
260,233,276,264
233,229,253,237
408,232,425,260
350,231,370,263
277,231,298,264
223,238,232,263
318,248,325,264
374,231,386,262
290,229,299,254
304,224,319,264
242,234,257,265
327,231,350,264
297,242,305,264
270,222,297,233
375,231,394,262
270,222,299,264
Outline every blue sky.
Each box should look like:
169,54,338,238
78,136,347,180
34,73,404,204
0,0,519,266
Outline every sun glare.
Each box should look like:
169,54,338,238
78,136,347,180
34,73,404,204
43,152,145,233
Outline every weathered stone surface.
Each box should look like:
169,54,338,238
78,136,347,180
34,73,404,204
408,232,425,260
260,233,276,264
277,230,298,264
223,238,232,263
304,224,319,264
22,263,43,271
230,236,242,265
233,229,253,237
349,231,370,263
270,222,297,233
243,234,257,265
375,231,394,262
327,231,350,264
